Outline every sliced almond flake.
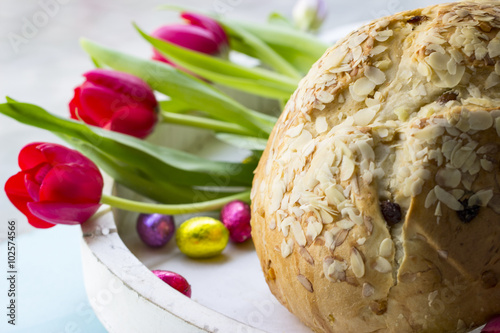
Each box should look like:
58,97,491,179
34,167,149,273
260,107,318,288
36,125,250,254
349,32,369,48
352,77,376,97
357,237,366,245
352,45,363,62
320,209,334,224
291,221,306,247
325,184,346,206
375,29,393,42
330,64,353,74
353,105,378,126
469,189,494,207
306,221,323,241
434,185,463,211
340,157,356,181
269,179,285,214
379,238,394,258
370,45,387,56
286,123,304,138
468,110,493,130
323,47,348,70
469,159,482,175
350,248,365,278
485,73,500,90
336,219,355,230
435,167,461,188
447,57,458,75
451,189,465,200
374,257,392,273
297,274,313,292
375,59,392,70
435,201,442,217
488,38,500,58
317,90,335,104
414,125,445,142
365,66,386,85
357,140,375,161
425,189,437,208
362,283,375,297
417,62,432,77
480,158,494,171
281,238,294,258
269,217,277,230
315,116,328,134
299,247,315,265
426,52,450,71
451,146,474,169
335,229,349,247
327,259,348,281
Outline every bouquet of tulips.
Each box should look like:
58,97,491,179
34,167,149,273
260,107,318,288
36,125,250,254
2,2,329,228
0,1,332,295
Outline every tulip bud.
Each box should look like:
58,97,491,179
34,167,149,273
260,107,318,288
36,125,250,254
151,12,229,66
5,142,104,228
292,0,327,32
69,69,158,139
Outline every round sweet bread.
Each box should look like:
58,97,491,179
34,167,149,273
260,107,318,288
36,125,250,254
250,2,500,332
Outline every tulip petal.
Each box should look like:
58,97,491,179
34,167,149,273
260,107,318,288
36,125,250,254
181,12,228,46
78,81,124,126
18,142,47,170
28,202,101,225
24,174,41,201
39,143,100,172
152,24,221,55
39,164,103,204
84,69,157,109
108,105,158,139
4,172,55,229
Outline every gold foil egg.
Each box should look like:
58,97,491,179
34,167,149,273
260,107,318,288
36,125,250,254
176,217,229,258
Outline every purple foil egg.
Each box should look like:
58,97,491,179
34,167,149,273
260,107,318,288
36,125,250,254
483,316,500,333
152,270,192,298
220,200,252,243
136,213,175,248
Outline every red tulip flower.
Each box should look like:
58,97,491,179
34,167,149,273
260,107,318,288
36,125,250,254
151,12,229,65
69,69,158,139
5,142,104,228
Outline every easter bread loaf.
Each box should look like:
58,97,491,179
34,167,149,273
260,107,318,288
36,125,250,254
251,1,500,332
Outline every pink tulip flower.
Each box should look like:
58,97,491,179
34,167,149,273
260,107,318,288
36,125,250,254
151,12,229,65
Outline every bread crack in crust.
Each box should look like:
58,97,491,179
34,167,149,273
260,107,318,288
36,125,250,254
251,2,500,332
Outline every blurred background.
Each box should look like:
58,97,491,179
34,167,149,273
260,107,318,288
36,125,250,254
0,0,443,332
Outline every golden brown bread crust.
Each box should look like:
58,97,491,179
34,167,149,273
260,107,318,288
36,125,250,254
250,2,500,332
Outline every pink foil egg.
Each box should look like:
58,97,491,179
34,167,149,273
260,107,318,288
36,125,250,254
483,316,500,333
136,213,175,248
220,200,252,243
152,270,191,298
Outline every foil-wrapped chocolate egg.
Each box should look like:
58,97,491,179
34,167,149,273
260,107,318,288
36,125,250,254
220,200,252,243
176,217,229,258
152,270,191,297
136,213,175,248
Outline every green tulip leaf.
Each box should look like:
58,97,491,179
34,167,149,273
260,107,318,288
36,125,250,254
80,38,275,135
0,101,257,188
133,25,298,100
215,133,268,151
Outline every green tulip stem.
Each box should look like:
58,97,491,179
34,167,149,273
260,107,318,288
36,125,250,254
100,190,251,215
160,110,259,137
